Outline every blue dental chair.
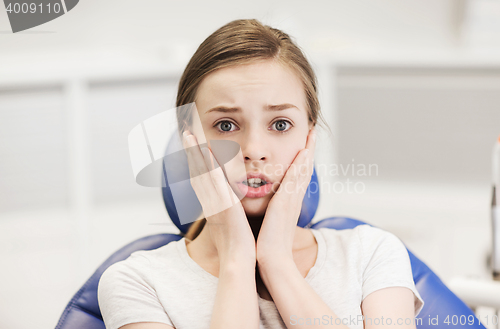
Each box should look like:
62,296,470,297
55,139,486,329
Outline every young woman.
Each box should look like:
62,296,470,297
98,19,424,329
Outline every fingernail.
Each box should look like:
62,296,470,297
303,149,309,156
312,129,316,141
183,131,189,139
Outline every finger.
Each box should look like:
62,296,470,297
202,144,233,192
276,161,302,198
201,148,243,217
181,133,242,220
304,128,316,175
278,149,312,199
294,149,310,179
200,147,226,189
203,148,235,202
273,128,317,197
306,128,316,161
294,128,316,173
306,127,317,149
183,130,212,173
183,130,210,178
182,130,215,194
200,146,216,173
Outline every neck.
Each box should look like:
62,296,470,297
246,214,265,241
188,216,310,262
187,214,266,261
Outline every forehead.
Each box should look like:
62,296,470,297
195,60,306,113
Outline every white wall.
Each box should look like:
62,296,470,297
0,0,460,54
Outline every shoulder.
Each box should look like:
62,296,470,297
353,225,413,281
98,250,152,293
97,243,179,329
311,225,408,263
311,224,386,247
354,224,407,255
309,226,366,263
99,239,181,290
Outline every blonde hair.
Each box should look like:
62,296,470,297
176,18,330,241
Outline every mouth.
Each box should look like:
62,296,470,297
235,173,274,198
241,177,268,188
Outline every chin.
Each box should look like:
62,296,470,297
241,197,270,218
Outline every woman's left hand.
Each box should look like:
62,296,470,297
256,127,317,266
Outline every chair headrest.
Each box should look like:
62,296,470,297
162,131,320,234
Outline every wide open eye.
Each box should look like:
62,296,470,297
272,119,292,133
214,120,237,133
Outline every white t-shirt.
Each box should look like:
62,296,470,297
98,225,424,329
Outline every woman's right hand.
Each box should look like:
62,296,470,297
182,130,256,266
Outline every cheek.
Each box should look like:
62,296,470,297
272,145,303,178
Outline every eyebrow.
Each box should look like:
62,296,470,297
205,103,298,114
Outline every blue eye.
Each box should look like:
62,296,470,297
214,120,237,133
272,120,292,133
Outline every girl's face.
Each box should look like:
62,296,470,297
192,59,312,218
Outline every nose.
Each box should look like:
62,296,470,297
240,129,267,164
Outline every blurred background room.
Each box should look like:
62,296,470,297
1,0,500,328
